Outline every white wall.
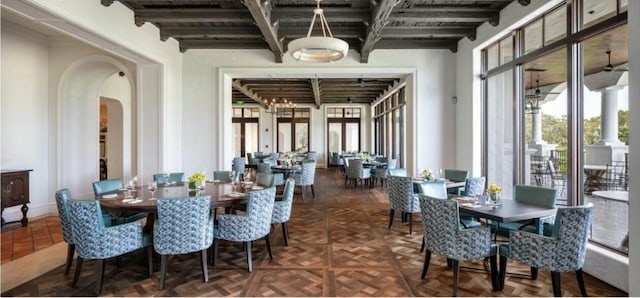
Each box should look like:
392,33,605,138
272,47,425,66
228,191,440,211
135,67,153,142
1,21,51,221
181,49,457,176
627,1,639,295
455,0,635,292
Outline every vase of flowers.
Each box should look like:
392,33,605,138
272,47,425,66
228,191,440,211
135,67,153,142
188,171,206,190
420,168,433,181
487,183,502,205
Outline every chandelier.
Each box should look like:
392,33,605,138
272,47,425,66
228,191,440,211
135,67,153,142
287,0,349,62
264,97,296,114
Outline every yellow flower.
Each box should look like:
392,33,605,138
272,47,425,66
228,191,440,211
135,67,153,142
188,171,206,183
487,183,502,194
421,168,433,180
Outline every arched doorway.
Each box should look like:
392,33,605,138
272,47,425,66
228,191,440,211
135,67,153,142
57,55,135,196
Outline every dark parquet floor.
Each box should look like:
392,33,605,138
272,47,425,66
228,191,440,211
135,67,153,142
2,169,627,296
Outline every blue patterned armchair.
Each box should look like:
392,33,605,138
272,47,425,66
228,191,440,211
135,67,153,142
498,203,594,296
419,195,498,296
345,159,371,188
93,178,148,224
272,178,296,246
291,160,316,199
212,187,276,272
456,176,486,229
388,168,407,177
387,175,420,234
154,196,213,289
373,158,397,187
257,162,284,186
67,199,152,295
232,157,246,179
153,172,185,184
54,189,77,275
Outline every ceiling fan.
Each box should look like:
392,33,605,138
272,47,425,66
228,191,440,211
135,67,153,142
525,68,560,99
603,50,628,72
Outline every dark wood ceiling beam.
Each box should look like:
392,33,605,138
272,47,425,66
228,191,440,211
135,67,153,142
360,0,398,63
376,39,458,52
179,39,268,52
272,8,369,23
160,26,262,40
134,8,252,26
279,27,363,38
381,27,476,38
242,0,284,63
232,79,268,108
389,9,500,25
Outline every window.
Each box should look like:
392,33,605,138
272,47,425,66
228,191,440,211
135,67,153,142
232,107,260,157
277,108,310,152
327,107,361,161
373,88,405,167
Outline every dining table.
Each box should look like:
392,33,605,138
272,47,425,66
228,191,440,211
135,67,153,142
271,164,302,178
99,181,251,230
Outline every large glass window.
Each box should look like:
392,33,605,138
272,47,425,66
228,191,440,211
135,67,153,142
486,70,514,199
373,88,405,167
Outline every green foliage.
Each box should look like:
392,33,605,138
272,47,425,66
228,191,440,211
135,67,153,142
526,110,629,146
618,110,629,144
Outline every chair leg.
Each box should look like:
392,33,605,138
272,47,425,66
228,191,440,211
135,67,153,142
531,266,538,280
300,186,305,199
245,241,253,272
420,237,425,253
64,244,75,275
489,254,499,291
388,209,395,229
210,239,217,266
447,258,453,269
408,213,413,234
551,271,561,297
147,246,154,277
282,222,289,246
310,185,315,197
201,249,209,283
576,268,588,296
72,256,83,287
452,260,460,297
265,234,273,259
159,254,168,290
95,259,105,295
499,255,507,290
421,249,432,279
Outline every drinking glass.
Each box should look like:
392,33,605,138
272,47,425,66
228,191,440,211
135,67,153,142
148,181,157,198
243,171,251,183
438,168,444,179
197,181,206,195
229,170,236,185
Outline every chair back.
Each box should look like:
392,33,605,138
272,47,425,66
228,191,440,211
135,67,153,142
343,157,351,168
306,151,317,160
217,187,276,242
256,173,275,187
419,181,447,199
514,184,557,208
213,171,233,182
154,196,213,255
375,156,388,163
386,159,398,169
67,199,145,259
153,172,185,184
294,160,316,186
461,176,486,197
92,178,123,197
331,152,343,166
272,179,295,223
247,153,255,165
346,159,369,179
232,157,246,175
550,203,594,270
388,175,419,212
55,189,74,244
257,162,273,174
388,168,407,177
444,169,469,182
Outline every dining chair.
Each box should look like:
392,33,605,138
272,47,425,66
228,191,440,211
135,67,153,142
257,162,284,186
92,179,146,224
493,184,557,236
419,195,498,296
153,172,185,184
255,172,275,188
232,157,246,180
444,169,469,195
373,158,397,187
211,187,276,272
387,175,420,234
92,178,123,196
67,199,152,295
291,160,316,199
54,189,78,275
417,180,447,253
388,167,407,177
154,195,213,289
213,170,233,182
498,203,594,296
345,159,371,188
272,178,296,246
456,176,486,229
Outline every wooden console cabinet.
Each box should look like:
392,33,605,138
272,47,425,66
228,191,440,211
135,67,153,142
1,169,32,227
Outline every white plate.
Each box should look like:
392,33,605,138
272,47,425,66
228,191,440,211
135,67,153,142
102,194,118,199
127,199,143,204
227,192,244,197
252,186,264,190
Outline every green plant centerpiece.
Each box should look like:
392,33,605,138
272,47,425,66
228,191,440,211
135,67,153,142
487,183,502,205
188,171,206,190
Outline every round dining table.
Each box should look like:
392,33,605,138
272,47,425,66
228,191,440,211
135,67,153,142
99,181,249,230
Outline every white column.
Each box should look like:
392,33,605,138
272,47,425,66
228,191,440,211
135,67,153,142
530,111,544,144
599,87,623,145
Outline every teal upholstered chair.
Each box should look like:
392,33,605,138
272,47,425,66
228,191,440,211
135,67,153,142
257,162,284,186
498,203,594,296
92,179,148,224
213,170,233,182
419,195,498,296
211,187,276,272
444,169,469,195
54,189,79,275
387,175,420,234
153,172,184,184
290,160,317,198
456,177,486,229
255,172,275,188
154,196,213,289
92,178,123,196
271,178,296,246
373,158,397,187
492,184,557,236
345,159,371,188
67,199,152,295
232,157,246,180
419,180,447,199
388,167,407,177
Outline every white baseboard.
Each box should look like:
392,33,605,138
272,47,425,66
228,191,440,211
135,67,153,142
2,203,58,223
583,243,629,293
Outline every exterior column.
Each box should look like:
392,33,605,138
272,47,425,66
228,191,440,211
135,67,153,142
530,111,544,144
599,87,623,145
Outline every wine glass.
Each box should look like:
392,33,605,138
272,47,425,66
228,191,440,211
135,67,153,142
197,181,206,195
148,181,157,198
229,170,236,185
438,168,444,180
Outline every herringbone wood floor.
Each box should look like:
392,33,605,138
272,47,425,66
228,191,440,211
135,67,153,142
1,169,627,296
